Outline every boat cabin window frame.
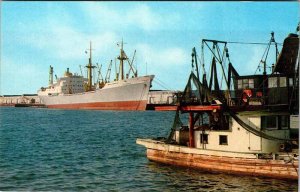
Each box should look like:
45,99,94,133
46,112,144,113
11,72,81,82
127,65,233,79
261,115,290,130
279,115,289,130
268,76,287,88
219,135,228,145
268,77,278,88
200,133,208,144
279,77,287,87
261,115,279,130
261,116,277,130
289,78,294,87
249,79,254,88
237,78,255,90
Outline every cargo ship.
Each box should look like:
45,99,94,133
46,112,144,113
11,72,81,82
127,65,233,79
38,41,154,110
137,31,299,180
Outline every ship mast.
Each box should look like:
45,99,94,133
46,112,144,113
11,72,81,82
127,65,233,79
117,40,127,81
85,41,96,91
49,65,54,85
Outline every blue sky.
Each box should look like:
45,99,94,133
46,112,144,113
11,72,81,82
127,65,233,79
1,2,299,95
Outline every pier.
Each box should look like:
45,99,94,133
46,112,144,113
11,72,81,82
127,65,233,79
0,94,42,107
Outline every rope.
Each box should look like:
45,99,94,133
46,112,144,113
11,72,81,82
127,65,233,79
153,77,173,91
227,41,283,46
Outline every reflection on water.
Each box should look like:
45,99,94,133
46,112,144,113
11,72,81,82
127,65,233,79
145,162,298,192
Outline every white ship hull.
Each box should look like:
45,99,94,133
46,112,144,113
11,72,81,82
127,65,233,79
38,75,154,110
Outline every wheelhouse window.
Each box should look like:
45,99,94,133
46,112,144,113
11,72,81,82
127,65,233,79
268,77,277,88
269,77,287,88
219,135,228,145
249,79,254,88
289,78,294,87
261,116,277,129
238,80,243,89
200,134,208,144
237,78,254,89
279,116,289,129
279,77,286,87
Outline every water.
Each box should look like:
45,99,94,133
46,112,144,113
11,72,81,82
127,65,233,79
0,107,298,191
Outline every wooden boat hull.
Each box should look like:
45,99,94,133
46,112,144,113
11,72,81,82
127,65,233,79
146,149,298,180
137,139,298,180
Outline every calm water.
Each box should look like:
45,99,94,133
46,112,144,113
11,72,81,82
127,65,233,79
0,107,298,191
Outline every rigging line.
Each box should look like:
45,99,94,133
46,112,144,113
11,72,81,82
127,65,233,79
155,77,173,90
254,41,272,75
197,54,207,80
204,41,222,63
207,50,214,89
227,41,283,46
153,79,171,91
219,45,230,91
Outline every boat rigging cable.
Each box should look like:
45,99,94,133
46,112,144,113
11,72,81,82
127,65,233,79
153,77,173,91
227,41,282,46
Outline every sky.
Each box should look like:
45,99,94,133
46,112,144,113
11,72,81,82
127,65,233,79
1,1,299,95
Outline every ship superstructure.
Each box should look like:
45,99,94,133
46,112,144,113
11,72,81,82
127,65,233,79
38,41,154,110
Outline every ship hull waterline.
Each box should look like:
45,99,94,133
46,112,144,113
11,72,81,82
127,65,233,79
137,139,298,180
47,100,147,110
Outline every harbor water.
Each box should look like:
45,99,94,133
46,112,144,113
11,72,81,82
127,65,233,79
0,107,298,191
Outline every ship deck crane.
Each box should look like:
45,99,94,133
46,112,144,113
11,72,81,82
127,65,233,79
96,63,104,84
105,60,113,83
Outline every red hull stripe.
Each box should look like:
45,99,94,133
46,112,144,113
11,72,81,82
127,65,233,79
155,105,221,111
47,100,147,110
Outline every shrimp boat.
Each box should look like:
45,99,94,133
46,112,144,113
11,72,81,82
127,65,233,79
38,41,154,110
137,31,299,180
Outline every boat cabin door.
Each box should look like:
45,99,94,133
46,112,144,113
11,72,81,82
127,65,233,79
248,117,262,151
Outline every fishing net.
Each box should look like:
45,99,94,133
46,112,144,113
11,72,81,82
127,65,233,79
166,109,183,144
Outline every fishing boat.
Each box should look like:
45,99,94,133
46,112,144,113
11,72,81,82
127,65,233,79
38,41,154,110
137,31,299,180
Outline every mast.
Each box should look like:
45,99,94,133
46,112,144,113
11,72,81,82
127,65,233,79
117,40,127,80
85,41,96,91
191,47,200,79
49,65,53,85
